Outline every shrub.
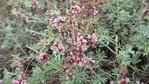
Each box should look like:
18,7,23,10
1,0,149,84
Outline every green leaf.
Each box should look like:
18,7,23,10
30,67,46,84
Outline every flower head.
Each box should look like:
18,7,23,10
15,58,23,71
39,53,48,62
93,9,99,16
87,33,97,44
71,4,81,14
143,9,149,15
68,35,77,45
77,35,87,46
49,16,64,30
53,41,64,52
110,80,115,84
57,42,64,51
12,74,26,84
136,80,140,84
13,80,20,84
118,78,129,84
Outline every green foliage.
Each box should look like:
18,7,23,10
29,67,46,84
129,25,149,54
2,69,15,84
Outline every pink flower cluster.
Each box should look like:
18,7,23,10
69,3,99,28
38,53,48,63
118,78,129,84
32,0,40,8
53,41,64,52
12,75,26,84
69,35,87,51
66,50,95,67
49,16,64,30
15,58,23,71
93,9,99,16
45,2,99,80
62,66,73,80
87,33,97,45
71,3,99,16
61,33,97,79
69,33,97,46
71,4,81,14
144,9,149,15
67,34,97,66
